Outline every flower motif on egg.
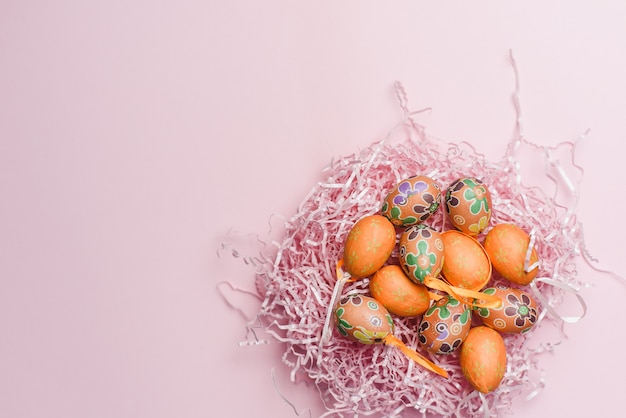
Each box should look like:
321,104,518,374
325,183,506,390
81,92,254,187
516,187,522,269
476,286,538,334
393,180,427,205
418,296,471,355
335,307,354,337
352,324,390,344
461,178,490,215
399,225,444,284
335,296,395,344
382,175,441,226
401,240,438,282
445,177,492,236
503,292,537,329
444,180,465,208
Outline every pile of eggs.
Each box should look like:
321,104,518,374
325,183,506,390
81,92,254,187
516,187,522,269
333,175,540,393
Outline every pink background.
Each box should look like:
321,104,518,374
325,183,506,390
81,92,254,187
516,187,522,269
1,1,625,417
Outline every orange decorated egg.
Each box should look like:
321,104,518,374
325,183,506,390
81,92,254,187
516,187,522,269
418,295,471,354
343,215,396,278
382,175,441,226
399,225,444,284
334,295,395,344
369,265,430,317
476,285,538,334
445,177,492,235
441,230,491,291
460,326,507,393
483,223,539,285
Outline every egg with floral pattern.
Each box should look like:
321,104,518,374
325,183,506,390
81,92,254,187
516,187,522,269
343,215,397,278
399,224,444,285
460,326,507,393
445,177,492,235
418,295,471,354
382,175,441,226
476,285,538,334
334,295,395,344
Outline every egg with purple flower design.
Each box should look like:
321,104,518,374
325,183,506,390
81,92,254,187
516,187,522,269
382,175,441,226
445,177,492,235
418,295,471,354
476,285,538,334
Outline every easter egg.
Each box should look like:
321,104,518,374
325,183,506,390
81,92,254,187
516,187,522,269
369,265,431,317
460,326,507,393
445,177,492,235
399,224,444,284
441,230,491,291
343,215,396,278
476,285,538,334
483,223,539,285
334,295,395,344
418,295,472,354
382,175,441,226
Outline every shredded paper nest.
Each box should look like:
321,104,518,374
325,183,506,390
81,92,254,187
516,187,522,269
227,81,593,417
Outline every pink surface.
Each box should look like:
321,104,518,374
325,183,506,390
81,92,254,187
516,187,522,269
1,1,625,417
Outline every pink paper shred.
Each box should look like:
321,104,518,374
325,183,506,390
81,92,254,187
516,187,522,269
226,78,596,417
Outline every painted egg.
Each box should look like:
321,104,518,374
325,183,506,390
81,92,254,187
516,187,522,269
418,295,471,354
441,230,491,291
483,223,539,285
334,295,394,344
369,265,431,317
399,224,444,284
460,326,507,393
382,175,441,226
343,214,396,278
476,285,538,334
445,177,492,235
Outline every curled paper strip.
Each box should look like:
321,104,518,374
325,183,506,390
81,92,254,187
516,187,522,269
318,260,352,350
530,278,587,324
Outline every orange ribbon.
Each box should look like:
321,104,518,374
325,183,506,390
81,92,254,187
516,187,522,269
384,334,449,378
424,276,502,309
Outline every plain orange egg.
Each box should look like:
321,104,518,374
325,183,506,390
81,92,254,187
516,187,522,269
343,215,396,278
441,230,491,290
369,265,430,317
460,326,507,393
483,223,539,285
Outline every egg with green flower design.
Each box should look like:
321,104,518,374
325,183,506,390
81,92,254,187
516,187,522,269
445,177,492,236
334,295,394,344
382,175,441,226
399,225,444,285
